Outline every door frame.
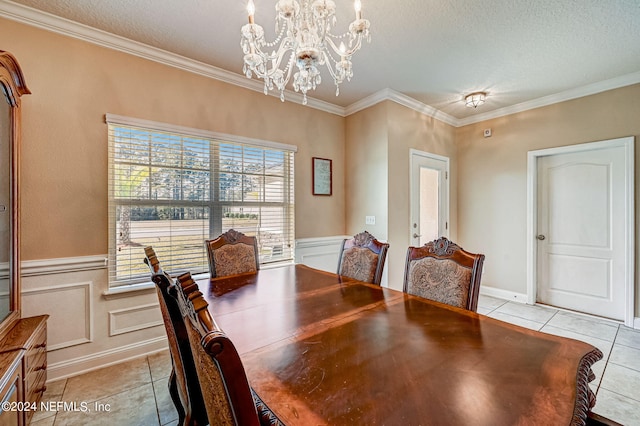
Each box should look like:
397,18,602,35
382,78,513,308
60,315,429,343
409,149,450,244
526,136,635,326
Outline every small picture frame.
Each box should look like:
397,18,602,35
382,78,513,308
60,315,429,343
312,157,332,196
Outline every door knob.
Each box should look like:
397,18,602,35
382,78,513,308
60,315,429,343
413,233,421,239
536,235,546,240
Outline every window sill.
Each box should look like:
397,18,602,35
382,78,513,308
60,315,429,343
102,281,156,300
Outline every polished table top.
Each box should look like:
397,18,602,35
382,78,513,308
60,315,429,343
195,264,602,426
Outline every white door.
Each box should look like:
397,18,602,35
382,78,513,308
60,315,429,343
536,142,631,321
410,150,449,247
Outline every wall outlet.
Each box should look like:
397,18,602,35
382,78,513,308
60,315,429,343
483,128,492,138
365,216,375,225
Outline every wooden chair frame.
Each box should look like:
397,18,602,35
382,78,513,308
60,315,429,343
337,231,389,285
403,237,485,312
144,247,206,426
174,272,282,426
205,229,260,278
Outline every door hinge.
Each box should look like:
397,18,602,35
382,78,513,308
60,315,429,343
445,171,448,179
446,222,448,230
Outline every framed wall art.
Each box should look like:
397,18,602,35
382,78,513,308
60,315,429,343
312,157,332,196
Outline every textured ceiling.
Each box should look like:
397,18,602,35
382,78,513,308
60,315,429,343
5,0,640,118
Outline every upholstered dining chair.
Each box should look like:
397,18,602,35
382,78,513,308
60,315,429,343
403,237,485,312
205,229,260,278
174,272,283,426
143,247,207,426
337,231,389,285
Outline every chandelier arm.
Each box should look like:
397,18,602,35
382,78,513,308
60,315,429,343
263,24,287,49
322,57,341,82
325,32,364,57
251,38,295,76
281,53,295,86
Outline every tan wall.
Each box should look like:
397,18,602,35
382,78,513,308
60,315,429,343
345,102,389,239
456,84,640,315
0,18,346,261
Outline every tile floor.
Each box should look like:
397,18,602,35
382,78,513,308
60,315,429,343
30,351,179,426
31,296,640,425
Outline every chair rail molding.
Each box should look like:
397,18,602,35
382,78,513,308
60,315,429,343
22,254,107,276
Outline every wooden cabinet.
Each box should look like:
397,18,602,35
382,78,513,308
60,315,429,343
0,315,48,425
0,50,29,340
0,51,47,426
23,319,47,423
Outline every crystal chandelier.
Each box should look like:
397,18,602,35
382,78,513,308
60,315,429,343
241,0,371,105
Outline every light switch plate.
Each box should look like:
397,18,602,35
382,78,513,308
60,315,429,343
365,216,375,225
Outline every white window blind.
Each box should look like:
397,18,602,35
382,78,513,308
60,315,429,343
107,115,296,287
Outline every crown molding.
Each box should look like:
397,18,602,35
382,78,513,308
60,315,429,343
344,88,459,126
2,0,639,125
456,70,640,127
347,70,640,127
385,89,459,127
0,0,347,116
344,89,390,116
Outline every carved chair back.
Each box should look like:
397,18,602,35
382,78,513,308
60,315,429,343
403,237,485,312
205,229,260,278
337,231,389,285
143,247,206,426
174,272,263,426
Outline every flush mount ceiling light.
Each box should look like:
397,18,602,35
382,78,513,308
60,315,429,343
241,0,371,105
465,92,487,108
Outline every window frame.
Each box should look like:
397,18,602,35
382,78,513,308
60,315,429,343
106,114,297,288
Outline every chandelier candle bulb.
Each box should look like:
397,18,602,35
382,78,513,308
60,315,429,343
247,0,255,24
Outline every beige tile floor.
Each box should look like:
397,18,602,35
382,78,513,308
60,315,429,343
31,296,640,425
30,351,179,426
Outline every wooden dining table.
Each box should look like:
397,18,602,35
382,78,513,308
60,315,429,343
194,263,603,426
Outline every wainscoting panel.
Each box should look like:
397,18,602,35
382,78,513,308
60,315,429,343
108,303,163,336
20,255,166,382
295,235,348,273
22,281,93,350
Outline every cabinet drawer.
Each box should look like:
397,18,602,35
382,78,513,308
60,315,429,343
24,350,46,378
24,327,46,373
25,369,46,405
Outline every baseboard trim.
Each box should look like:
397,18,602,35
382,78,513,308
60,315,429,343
480,286,529,304
47,336,168,382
